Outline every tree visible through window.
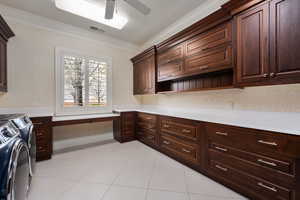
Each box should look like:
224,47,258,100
63,55,107,107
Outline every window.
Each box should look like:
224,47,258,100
55,48,112,115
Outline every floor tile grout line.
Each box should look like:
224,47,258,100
98,145,138,200
183,169,192,200
144,152,159,200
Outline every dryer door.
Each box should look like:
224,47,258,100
7,141,30,200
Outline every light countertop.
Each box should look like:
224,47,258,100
114,107,300,136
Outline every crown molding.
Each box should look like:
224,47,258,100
0,4,139,52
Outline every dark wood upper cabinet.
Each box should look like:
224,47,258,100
0,15,14,92
270,0,300,82
157,44,184,82
235,1,270,85
131,46,156,95
184,45,232,76
131,0,300,94
157,22,234,83
235,0,300,86
185,22,232,57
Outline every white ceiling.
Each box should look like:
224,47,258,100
0,0,207,45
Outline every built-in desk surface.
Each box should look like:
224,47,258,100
52,113,120,126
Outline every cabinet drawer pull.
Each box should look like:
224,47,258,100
215,131,228,136
182,129,191,133
163,141,170,145
270,72,276,77
182,148,191,153
146,117,152,120
257,182,277,192
163,125,170,128
263,73,269,78
199,65,209,70
257,159,277,167
38,146,44,150
258,140,278,146
215,146,228,152
215,164,228,172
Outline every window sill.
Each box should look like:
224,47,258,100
52,113,120,122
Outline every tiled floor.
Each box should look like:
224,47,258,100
28,141,248,200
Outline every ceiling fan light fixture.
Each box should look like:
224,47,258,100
54,0,128,30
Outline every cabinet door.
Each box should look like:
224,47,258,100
0,36,7,92
186,22,232,57
133,55,155,95
144,56,156,94
235,2,270,85
157,44,184,65
184,45,232,76
133,62,142,95
158,60,184,82
270,0,300,81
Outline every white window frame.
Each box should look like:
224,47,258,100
55,47,113,116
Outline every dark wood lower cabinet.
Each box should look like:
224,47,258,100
113,112,136,143
116,111,300,200
0,15,14,92
30,116,52,161
136,113,158,148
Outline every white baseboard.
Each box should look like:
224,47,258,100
53,132,114,152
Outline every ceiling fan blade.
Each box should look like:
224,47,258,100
123,0,151,15
105,0,116,19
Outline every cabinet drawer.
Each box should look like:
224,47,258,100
36,140,49,153
209,143,294,175
137,113,157,124
209,160,293,200
206,123,288,157
184,45,232,76
136,130,157,146
160,135,199,164
160,117,198,141
157,44,184,65
158,60,184,81
34,128,48,141
137,122,156,130
186,22,232,57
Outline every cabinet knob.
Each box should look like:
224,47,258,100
263,73,268,78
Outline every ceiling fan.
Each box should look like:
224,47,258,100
105,0,151,19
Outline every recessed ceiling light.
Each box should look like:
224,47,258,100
54,0,128,30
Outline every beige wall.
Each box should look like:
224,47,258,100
0,6,142,150
0,19,141,109
141,84,300,112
